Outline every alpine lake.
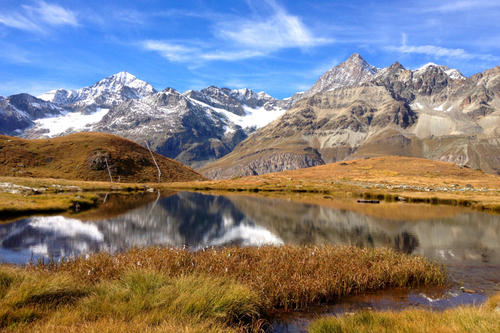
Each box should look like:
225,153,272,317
1,191,499,332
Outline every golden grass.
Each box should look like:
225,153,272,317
0,132,204,183
0,246,446,332
0,267,258,332
308,293,500,333
0,191,99,218
35,246,446,311
0,176,169,221
166,156,500,213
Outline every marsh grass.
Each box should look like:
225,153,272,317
0,268,260,332
0,246,446,331
36,246,446,311
308,295,500,333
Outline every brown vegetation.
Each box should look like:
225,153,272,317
0,132,205,183
0,246,445,332
171,156,500,213
36,246,445,311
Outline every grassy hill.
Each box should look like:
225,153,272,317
0,132,205,183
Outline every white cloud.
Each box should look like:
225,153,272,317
0,1,78,33
426,0,500,12
142,41,197,62
216,4,332,50
386,33,498,61
142,40,266,63
30,1,78,26
141,1,331,64
200,50,265,61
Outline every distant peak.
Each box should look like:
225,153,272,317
109,71,138,83
161,87,178,94
345,53,366,63
389,61,405,70
418,62,441,71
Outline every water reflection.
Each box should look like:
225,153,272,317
0,191,499,292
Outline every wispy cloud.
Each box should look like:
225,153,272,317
425,0,500,12
141,1,331,64
216,1,332,50
141,41,197,62
0,1,78,33
386,33,498,61
142,40,266,63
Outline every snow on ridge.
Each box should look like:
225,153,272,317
414,63,465,80
188,98,285,131
33,108,109,137
433,103,445,111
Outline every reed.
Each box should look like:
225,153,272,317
0,246,446,332
36,246,446,311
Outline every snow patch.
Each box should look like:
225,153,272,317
411,102,424,110
433,104,445,111
190,99,285,130
33,108,109,137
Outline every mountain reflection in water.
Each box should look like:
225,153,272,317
1,192,499,280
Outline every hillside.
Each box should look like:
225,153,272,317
201,55,500,179
0,132,204,183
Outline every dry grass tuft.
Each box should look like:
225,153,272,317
36,246,446,311
0,246,446,332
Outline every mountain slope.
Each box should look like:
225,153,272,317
0,132,204,182
21,75,288,168
201,56,499,179
0,94,64,135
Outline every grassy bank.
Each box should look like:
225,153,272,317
0,246,445,332
309,293,500,333
2,156,500,218
166,156,500,213
0,176,164,220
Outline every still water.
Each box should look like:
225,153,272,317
1,191,499,331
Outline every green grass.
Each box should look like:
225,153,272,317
0,246,447,332
308,295,500,333
0,267,260,332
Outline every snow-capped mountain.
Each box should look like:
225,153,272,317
0,94,64,135
86,86,286,168
12,73,288,167
413,62,465,81
38,71,156,112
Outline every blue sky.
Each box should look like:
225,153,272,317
0,0,499,99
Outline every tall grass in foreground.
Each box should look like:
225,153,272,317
308,293,500,333
36,246,445,310
0,246,446,332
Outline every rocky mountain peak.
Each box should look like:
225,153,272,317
38,72,156,111
414,63,465,81
389,62,405,71
108,71,138,85
303,53,378,97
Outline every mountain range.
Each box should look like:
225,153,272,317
0,72,287,168
202,54,500,178
1,53,499,177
